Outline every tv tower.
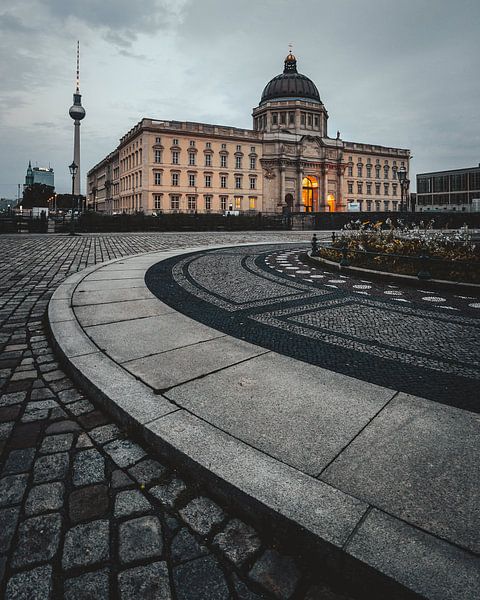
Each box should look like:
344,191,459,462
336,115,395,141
68,41,86,195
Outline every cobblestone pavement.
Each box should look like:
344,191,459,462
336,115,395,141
146,244,480,412
0,233,359,600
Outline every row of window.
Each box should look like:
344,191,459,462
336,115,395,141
348,157,405,166
152,194,257,211
155,137,256,154
120,171,142,191
347,182,398,196
347,165,402,179
153,172,257,190
254,111,321,130
417,172,480,194
154,150,257,170
121,149,142,173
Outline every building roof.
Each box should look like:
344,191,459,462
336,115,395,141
260,54,321,105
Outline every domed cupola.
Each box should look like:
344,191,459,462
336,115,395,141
260,53,321,105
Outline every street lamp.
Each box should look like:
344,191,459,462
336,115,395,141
69,161,78,235
397,165,410,213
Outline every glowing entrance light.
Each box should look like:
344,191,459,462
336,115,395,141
302,176,319,212
327,193,336,212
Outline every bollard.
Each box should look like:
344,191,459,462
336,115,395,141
311,233,319,256
417,247,431,280
339,244,350,267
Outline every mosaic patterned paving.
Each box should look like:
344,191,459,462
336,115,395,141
146,244,480,413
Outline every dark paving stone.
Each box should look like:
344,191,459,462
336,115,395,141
30,387,55,400
213,518,261,566
33,452,69,483
305,583,354,600
9,421,43,449
0,391,27,407
62,519,110,569
89,423,121,444
173,554,229,600
69,484,109,522
12,513,62,567
58,388,84,404
118,562,171,599
45,419,81,434
249,550,301,599
78,410,111,430
179,496,226,537
171,528,208,565
5,564,53,600
0,405,21,421
111,469,134,489
3,447,36,474
0,506,20,553
64,568,110,600
25,482,64,516
233,574,265,600
119,516,163,564
127,457,167,485
0,473,28,506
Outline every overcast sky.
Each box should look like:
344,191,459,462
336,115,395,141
1,0,479,198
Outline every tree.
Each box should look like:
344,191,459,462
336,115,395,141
22,184,54,209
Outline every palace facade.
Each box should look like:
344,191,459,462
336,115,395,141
87,53,410,214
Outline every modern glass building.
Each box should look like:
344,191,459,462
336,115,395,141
416,165,480,212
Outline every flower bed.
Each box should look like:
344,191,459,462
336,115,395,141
318,230,480,283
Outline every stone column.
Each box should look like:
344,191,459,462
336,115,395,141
322,165,328,211
296,164,304,211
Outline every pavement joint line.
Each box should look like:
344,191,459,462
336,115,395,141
157,349,272,395
315,390,400,479
80,310,179,330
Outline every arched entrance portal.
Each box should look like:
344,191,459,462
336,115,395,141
302,176,319,212
284,193,294,212
327,193,336,212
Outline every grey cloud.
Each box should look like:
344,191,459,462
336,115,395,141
0,12,31,32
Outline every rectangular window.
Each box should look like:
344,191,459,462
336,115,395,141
189,140,195,147
375,183,381,195
188,174,196,187
155,150,162,163
392,184,398,196
172,151,179,165
249,196,256,210
366,166,372,178
235,176,242,189
173,139,178,145
348,166,353,177
357,166,363,178
172,173,179,186
221,143,226,149
314,115,319,127
235,156,242,169
375,166,381,178
205,195,212,210
307,114,312,126
250,157,256,170
280,112,286,124
289,112,295,124
392,169,397,180
206,142,211,149
384,167,389,179
205,175,211,188
220,196,227,211
236,144,241,151
189,153,196,166
170,195,179,210
220,155,227,168
301,112,306,126
384,183,389,195
220,175,227,188
348,183,353,194
187,195,196,210
366,183,372,194
250,146,256,153
205,154,212,167
249,177,256,190
235,196,242,209
272,113,278,125
155,137,161,143
154,195,162,209
357,182,363,194
154,172,161,185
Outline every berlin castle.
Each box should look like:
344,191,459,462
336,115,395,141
87,52,410,215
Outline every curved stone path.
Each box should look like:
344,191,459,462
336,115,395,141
0,232,359,600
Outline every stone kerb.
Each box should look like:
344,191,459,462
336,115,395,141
47,243,480,600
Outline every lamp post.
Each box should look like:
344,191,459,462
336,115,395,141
397,165,410,213
69,161,78,236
